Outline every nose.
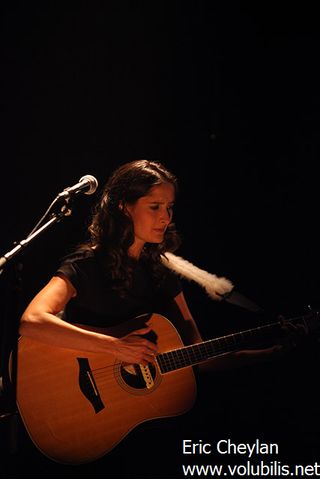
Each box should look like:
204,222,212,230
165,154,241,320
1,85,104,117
160,207,171,224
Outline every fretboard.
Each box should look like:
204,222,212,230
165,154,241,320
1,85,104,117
156,313,314,374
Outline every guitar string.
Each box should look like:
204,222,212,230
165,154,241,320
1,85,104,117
90,326,283,378
90,339,237,376
90,314,314,380
90,339,251,380
91,323,276,378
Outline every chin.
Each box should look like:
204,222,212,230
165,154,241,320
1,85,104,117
149,236,163,244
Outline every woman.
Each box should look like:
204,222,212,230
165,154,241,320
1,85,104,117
17,159,311,474
19,159,296,367
19,160,198,364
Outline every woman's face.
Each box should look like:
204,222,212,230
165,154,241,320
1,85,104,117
125,182,175,255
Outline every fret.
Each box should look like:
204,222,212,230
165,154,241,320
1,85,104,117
180,346,190,365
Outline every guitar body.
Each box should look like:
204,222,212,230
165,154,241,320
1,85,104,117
15,314,197,465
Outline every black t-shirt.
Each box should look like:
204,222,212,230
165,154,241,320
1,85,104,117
55,249,182,328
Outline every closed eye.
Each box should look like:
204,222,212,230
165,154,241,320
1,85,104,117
149,203,174,216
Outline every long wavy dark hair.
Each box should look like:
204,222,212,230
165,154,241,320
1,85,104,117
81,159,181,295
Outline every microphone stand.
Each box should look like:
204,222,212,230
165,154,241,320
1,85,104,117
0,199,72,273
0,196,73,455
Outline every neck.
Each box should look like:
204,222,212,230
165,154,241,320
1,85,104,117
128,241,145,259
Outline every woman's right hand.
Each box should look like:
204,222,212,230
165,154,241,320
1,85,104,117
111,326,158,365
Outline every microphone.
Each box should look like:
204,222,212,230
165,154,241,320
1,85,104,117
58,175,98,199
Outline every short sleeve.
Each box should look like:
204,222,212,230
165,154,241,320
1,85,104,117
56,261,80,290
54,250,95,298
159,269,182,299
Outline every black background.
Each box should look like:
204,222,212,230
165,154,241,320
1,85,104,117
1,3,319,477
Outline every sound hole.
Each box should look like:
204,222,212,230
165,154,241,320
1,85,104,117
120,363,157,390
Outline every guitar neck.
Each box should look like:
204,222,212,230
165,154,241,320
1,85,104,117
156,313,314,374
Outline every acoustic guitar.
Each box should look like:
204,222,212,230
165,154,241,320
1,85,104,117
14,310,319,465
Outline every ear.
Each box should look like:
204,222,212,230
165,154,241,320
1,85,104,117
120,201,131,217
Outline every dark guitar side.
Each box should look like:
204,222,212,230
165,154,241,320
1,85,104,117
15,314,197,465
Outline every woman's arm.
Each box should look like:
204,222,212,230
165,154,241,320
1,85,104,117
173,291,290,372
19,276,157,364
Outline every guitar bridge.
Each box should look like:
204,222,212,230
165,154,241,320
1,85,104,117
77,358,105,413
